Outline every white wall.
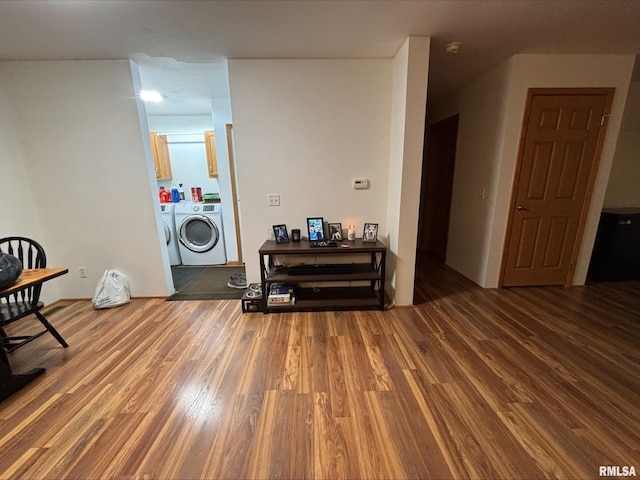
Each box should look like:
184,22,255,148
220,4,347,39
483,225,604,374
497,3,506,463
157,138,221,199
0,60,170,299
146,114,213,135
147,114,216,200
606,81,640,207
0,74,45,242
228,59,392,285
0,72,57,302
386,37,430,305
430,54,635,288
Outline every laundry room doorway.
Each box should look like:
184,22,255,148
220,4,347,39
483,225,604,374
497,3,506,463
135,59,246,299
154,131,247,299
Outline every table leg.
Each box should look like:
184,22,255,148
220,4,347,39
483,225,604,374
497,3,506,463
259,253,267,313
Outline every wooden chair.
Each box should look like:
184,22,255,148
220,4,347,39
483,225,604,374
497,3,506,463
0,236,68,352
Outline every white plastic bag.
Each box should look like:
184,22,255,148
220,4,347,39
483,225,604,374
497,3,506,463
92,269,131,309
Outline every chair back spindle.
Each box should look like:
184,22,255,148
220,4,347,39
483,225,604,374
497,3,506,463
0,237,47,308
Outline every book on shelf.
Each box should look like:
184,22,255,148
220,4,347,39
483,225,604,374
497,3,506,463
266,282,296,306
269,292,293,301
269,283,295,295
267,293,296,306
267,295,291,303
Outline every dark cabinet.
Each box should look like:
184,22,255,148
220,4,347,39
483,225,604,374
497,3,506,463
588,208,640,281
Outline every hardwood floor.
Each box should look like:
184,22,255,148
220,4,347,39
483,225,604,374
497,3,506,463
1,256,639,479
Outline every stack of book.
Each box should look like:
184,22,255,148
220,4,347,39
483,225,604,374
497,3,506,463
267,283,296,306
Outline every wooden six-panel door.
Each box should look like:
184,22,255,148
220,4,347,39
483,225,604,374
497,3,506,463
501,88,614,287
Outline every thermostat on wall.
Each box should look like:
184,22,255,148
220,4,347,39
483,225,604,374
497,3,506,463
353,178,370,190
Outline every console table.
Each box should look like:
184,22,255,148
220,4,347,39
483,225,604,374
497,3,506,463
258,239,386,313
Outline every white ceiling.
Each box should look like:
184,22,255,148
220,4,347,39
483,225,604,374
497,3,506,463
1,0,639,115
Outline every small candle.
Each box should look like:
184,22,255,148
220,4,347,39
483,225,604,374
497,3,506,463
348,225,356,241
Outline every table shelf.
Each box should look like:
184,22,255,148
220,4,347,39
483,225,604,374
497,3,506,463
266,286,380,312
259,239,386,313
265,263,381,283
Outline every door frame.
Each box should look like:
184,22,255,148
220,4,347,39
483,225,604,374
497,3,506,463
499,87,615,288
225,124,244,265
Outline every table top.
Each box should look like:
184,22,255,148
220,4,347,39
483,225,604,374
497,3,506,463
259,239,386,254
0,268,68,297
602,207,640,216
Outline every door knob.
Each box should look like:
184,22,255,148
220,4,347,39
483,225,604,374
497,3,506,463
516,205,529,211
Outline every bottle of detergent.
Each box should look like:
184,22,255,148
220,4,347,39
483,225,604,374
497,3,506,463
159,186,167,203
171,187,180,203
178,183,186,201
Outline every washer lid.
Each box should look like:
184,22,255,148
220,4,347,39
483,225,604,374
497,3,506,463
178,215,219,253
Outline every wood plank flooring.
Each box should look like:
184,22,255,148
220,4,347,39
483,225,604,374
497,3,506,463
1,256,639,479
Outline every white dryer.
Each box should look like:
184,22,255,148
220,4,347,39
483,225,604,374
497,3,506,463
174,203,227,265
161,203,181,266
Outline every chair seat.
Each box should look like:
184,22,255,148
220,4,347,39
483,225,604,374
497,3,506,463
1,301,44,325
1,301,50,353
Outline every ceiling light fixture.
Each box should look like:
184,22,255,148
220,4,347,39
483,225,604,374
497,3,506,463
140,90,164,102
445,42,461,55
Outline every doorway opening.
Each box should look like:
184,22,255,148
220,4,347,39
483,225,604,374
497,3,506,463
416,114,459,255
136,60,245,299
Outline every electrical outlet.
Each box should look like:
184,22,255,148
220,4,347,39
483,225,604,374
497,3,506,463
353,178,370,190
267,194,280,206
78,266,88,278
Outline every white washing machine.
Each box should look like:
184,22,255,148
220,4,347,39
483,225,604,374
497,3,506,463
161,203,181,266
174,203,227,265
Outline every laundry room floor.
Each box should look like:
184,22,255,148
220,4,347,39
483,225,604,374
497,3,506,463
171,266,206,291
169,265,246,301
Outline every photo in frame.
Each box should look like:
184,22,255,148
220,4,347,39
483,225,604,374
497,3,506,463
362,223,379,242
306,217,324,241
328,223,343,241
273,224,290,243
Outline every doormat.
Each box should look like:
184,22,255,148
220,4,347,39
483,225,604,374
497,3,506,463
168,266,246,301
171,266,205,291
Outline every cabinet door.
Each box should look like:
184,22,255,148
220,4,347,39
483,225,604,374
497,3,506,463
149,132,173,180
205,130,218,178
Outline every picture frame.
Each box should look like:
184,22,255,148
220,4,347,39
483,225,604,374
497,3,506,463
306,217,325,241
328,223,343,241
273,224,290,243
362,223,379,242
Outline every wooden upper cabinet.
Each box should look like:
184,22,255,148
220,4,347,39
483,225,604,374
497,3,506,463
149,132,172,180
205,130,218,178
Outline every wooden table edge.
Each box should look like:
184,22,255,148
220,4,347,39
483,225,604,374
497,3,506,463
0,268,69,297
